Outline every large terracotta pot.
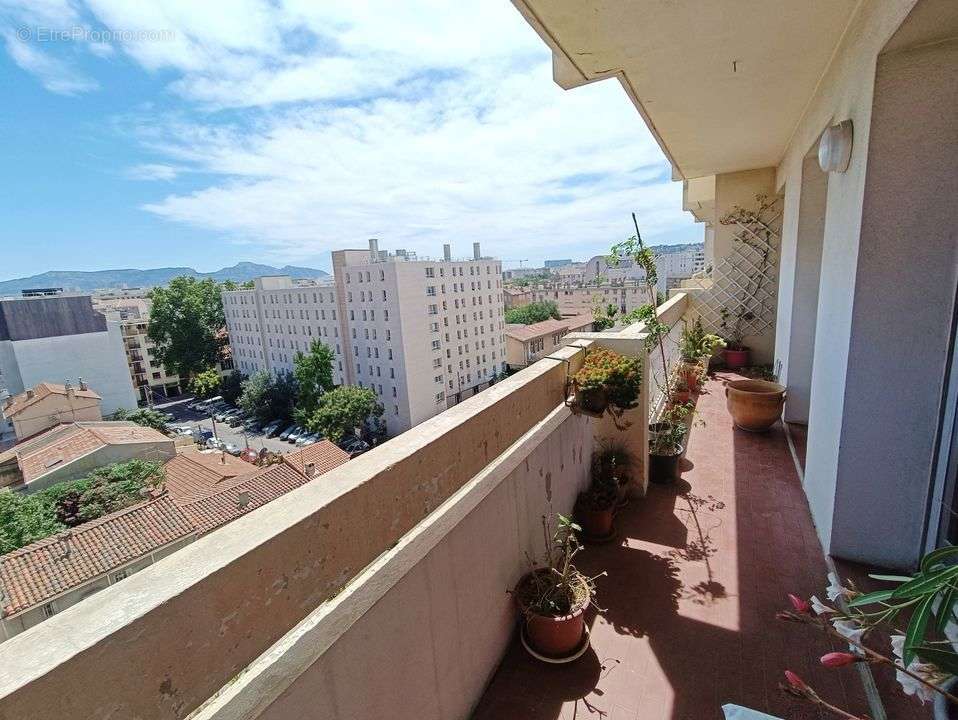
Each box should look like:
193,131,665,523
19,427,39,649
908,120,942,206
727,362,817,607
723,347,750,369
516,570,590,658
577,505,614,538
725,380,786,432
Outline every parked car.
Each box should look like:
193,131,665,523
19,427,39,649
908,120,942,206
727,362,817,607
244,419,263,433
227,414,247,428
194,396,223,411
286,426,306,443
205,437,225,450
224,443,242,456
340,438,370,458
263,420,284,437
278,424,298,441
295,432,319,447
194,428,214,441
214,407,237,422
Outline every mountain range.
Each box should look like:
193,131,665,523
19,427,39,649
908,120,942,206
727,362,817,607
0,262,329,296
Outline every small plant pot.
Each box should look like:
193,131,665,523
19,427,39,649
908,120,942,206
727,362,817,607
722,347,750,369
575,386,609,416
678,363,701,392
515,570,591,660
576,505,615,540
670,389,693,406
725,379,786,432
649,446,683,484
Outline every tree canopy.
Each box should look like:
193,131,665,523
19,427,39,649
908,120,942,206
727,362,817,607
109,407,169,433
303,386,383,443
237,370,298,423
190,367,222,399
505,300,561,325
148,276,227,378
293,340,335,424
0,460,164,554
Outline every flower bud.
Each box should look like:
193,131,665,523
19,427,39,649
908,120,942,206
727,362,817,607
788,593,811,613
784,670,809,691
821,652,858,668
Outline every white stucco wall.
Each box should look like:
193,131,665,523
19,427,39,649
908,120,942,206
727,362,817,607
5,324,137,416
253,407,592,720
774,0,919,556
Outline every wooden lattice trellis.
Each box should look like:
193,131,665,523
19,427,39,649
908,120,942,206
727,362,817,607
685,195,782,344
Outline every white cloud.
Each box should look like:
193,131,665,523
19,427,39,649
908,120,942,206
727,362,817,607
2,0,700,265
126,163,181,181
1,28,98,94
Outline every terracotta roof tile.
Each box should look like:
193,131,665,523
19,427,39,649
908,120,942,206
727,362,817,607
3,383,101,418
0,496,195,617
283,440,350,478
163,451,257,504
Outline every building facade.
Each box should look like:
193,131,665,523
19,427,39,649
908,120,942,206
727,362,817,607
92,297,234,405
223,241,506,436
0,294,136,444
529,283,650,317
504,314,594,369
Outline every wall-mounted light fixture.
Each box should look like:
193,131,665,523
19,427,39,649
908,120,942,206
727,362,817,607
818,119,854,173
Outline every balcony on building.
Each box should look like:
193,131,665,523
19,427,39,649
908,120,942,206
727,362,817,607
1,2,956,720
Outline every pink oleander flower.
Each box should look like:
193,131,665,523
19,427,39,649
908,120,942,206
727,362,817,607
821,652,858,668
784,670,809,691
788,593,810,613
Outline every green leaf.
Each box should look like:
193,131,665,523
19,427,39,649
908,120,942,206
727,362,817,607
847,589,897,607
904,594,936,665
922,546,958,573
937,585,957,634
891,565,958,600
914,646,958,676
868,573,913,583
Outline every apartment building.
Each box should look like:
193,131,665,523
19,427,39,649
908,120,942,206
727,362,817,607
223,241,506,436
529,283,650,317
93,297,234,404
654,245,706,293
0,293,136,444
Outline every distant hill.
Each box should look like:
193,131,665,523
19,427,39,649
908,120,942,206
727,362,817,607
0,262,329,296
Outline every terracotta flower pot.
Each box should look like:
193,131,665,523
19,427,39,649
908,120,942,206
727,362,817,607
670,389,692,406
725,379,786,432
723,347,750,369
577,505,614,538
678,363,701,391
515,570,590,659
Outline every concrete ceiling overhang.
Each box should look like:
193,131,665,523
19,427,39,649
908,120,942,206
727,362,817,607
512,0,861,180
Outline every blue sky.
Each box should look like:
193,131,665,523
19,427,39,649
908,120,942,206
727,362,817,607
0,1,701,280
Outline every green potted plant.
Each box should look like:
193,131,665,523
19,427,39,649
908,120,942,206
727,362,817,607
575,472,617,541
679,318,725,390
594,439,635,507
648,402,692,484
513,515,600,661
720,307,751,369
570,347,642,419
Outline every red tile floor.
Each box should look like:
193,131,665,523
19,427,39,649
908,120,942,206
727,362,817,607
473,373,930,720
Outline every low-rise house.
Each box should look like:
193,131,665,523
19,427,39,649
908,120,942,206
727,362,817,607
0,495,196,641
0,422,175,493
0,441,350,642
1,382,102,442
505,314,594,369
502,287,532,310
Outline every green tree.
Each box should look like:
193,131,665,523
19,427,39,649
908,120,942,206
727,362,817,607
293,340,335,422
190,367,221,399
148,276,227,378
304,386,384,443
504,300,561,325
238,370,298,423
0,460,164,554
109,407,169,432
220,371,244,403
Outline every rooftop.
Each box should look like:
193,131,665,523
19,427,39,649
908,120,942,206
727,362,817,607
505,315,594,342
2,383,100,419
0,495,195,618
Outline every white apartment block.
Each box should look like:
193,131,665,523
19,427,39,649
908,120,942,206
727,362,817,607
529,284,650,317
654,246,706,293
223,241,506,437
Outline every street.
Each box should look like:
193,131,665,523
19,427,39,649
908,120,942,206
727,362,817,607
153,395,298,455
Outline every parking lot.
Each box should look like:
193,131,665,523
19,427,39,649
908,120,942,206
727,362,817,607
153,396,299,455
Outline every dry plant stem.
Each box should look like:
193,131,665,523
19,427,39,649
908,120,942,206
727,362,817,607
805,694,869,720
